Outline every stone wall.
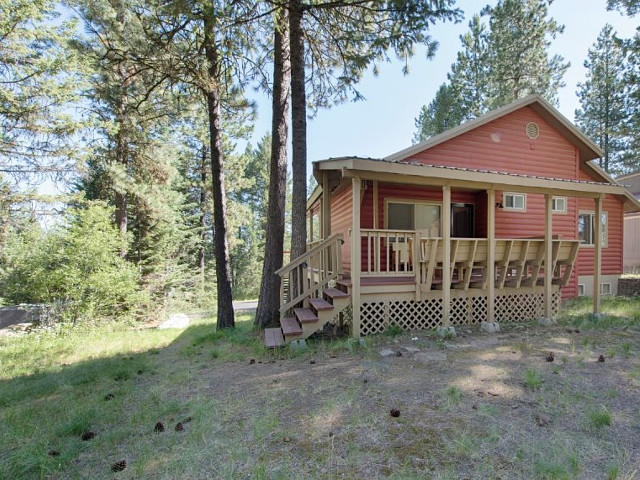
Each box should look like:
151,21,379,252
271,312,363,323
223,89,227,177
617,278,640,297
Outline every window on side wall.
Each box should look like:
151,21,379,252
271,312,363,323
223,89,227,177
578,211,608,247
386,201,441,237
552,196,567,214
503,192,526,211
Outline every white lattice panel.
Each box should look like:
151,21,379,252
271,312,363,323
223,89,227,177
359,290,560,335
360,302,388,335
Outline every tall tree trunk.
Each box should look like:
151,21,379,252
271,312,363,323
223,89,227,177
255,9,291,328
198,145,208,282
114,125,128,258
289,0,307,264
204,14,235,329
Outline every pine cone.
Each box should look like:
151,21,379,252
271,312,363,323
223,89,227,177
154,421,165,433
111,460,127,472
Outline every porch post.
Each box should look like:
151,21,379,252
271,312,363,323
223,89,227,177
544,194,553,319
487,189,495,322
373,180,379,229
351,177,361,337
594,195,603,314
442,185,451,326
322,171,331,239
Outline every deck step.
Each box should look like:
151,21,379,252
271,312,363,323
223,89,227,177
308,298,334,311
324,288,350,300
264,328,285,348
281,317,303,336
293,307,319,323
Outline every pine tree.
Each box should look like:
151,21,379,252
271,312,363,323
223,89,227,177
285,0,462,286
0,0,81,184
255,9,291,328
413,83,463,142
414,0,569,140
483,0,569,108
575,25,628,174
608,0,640,171
608,0,640,16
449,14,490,122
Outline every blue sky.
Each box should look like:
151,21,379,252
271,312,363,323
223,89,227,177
245,0,638,166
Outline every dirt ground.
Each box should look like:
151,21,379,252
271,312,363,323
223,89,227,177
196,322,640,479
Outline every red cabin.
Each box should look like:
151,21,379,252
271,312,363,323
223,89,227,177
266,95,640,346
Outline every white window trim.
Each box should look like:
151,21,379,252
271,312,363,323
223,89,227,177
577,284,585,297
578,210,608,248
384,198,442,231
503,192,527,212
600,283,612,296
552,196,567,214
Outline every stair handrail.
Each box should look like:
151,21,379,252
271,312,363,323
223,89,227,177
276,233,343,315
275,233,342,276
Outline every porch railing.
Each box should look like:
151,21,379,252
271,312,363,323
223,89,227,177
276,233,343,316
361,229,418,276
359,229,580,290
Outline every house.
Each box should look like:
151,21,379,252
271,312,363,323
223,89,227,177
264,95,640,347
616,171,640,271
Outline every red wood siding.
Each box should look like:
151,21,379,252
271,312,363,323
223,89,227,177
324,104,626,297
575,195,623,276
330,183,352,273
405,106,577,179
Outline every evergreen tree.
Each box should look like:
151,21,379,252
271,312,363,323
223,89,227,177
413,83,463,142
608,0,640,171
414,0,569,140
483,0,569,108
575,25,628,174
286,0,462,265
449,14,490,122
0,0,81,184
608,0,640,16
255,9,291,328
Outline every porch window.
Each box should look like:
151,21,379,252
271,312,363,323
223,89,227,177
578,212,607,247
503,192,526,211
386,200,441,236
552,196,567,214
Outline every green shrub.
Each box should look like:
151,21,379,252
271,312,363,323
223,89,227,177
0,202,145,323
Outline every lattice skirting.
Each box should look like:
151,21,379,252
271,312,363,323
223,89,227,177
359,291,561,336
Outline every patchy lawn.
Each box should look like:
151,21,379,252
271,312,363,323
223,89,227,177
1,299,640,479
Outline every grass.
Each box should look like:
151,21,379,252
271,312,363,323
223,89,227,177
2,296,640,478
442,385,463,408
588,406,613,430
524,368,543,390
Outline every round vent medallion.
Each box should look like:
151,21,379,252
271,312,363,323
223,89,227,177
526,122,540,140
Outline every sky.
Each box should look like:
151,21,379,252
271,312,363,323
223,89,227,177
245,0,639,168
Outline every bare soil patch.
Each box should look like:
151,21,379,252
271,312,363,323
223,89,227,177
194,323,640,479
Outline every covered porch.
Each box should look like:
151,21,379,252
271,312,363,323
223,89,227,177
306,157,622,336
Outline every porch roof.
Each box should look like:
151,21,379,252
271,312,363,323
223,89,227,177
313,156,640,213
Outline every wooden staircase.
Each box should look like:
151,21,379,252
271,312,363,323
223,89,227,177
264,287,350,347
264,234,350,348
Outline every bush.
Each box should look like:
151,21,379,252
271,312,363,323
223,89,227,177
0,202,145,323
